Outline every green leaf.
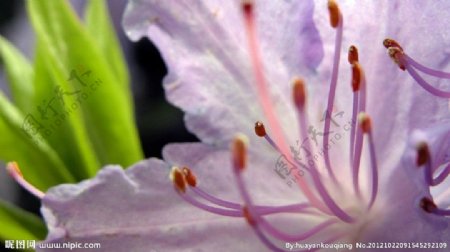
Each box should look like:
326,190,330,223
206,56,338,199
27,0,143,170
85,0,129,89
0,200,46,241
0,92,75,190
0,37,34,113
28,42,101,180
0,201,46,252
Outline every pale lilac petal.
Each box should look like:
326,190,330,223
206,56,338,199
39,158,266,252
123,0,324,146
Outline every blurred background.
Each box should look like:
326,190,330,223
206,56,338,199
0,0,198,248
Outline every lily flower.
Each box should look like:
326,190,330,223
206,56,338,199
22,0,450,251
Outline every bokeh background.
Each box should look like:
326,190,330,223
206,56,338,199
0,1,197,249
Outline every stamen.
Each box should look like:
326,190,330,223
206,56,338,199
322,0,344,181
348,45,359,65
348,50,361,170
416,143,449,186
415,142,435,187
384,38,450,97
351,63,367,196
327,0,341,28
182,167,197,187
169,167,187,193
254,121,266,137
383,38,403,51
359,113,379,209
6,162,45,199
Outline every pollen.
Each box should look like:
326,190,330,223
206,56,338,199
383,38,403,51
170,167,187,193
232,134,248,171
387,47,406,71
348,45,359,64
328,0,341,28
182,167,197,187
293,78,306,110
358,112,372,133
351,62,363,92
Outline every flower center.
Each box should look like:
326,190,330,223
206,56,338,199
169,1,450,249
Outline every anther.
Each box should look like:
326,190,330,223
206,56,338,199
348,45,359,64
383,38,403,51
420,197,437,213
182,167,197,187
351,62,363,92
327,0,341,28
416,142,430,167
387,47,406,71
232,134,248,171
254,121,267,137
293,78,306,110
170,167,187,193
358,112,372,133
243,206,256,226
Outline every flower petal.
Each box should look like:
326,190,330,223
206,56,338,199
123,0,324,146
40,158,266,251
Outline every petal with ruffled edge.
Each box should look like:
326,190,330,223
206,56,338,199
123,0,324,147
39,158,267,252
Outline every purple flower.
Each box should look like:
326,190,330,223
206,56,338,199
32,0,450,251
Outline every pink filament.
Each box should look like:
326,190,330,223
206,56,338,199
242,5,321,207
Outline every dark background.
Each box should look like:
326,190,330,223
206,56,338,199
0,0,198,248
